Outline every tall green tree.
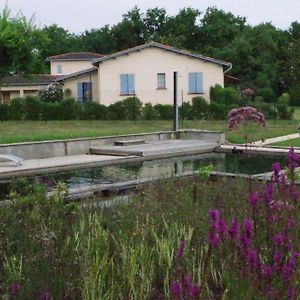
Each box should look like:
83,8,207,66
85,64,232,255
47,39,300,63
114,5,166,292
0,6,47,76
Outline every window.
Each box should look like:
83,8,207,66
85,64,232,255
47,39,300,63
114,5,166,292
57,65,63,74
188,72,203,94
157,73,166,89
77,82,92,102
120,74,135,95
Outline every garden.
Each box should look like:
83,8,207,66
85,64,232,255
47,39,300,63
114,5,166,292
0,107,299,299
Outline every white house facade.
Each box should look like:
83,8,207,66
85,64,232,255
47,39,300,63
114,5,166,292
91,42,232,105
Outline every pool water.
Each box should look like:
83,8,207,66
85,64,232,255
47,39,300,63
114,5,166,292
32,152,287,189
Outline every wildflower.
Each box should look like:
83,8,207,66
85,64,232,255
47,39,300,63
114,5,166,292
208,209,220,222
228,218,240,241
228,107,265,130
246,248,260,269
272,162,281,174
287,218,295,230
248,192,260,206
9,282,21,296
171,280,183,298
218,219,228,239
287,147,299,170
288,285,297,300
290,188,299,201
264,182,274,204
182,275,191,290
273,233,284,246
188,283,201,298
208,231,220,248
243,218,254,240
261,264,273,278
273,250,283,271
176,240,186,259
40,291,51,300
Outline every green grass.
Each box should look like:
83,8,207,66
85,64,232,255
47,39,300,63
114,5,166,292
271,137,300,147
0,118,299,144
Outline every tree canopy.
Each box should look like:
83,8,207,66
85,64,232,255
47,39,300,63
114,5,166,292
1,5,300,98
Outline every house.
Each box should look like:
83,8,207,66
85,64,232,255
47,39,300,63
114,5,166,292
1,43,232,105
45,52,104,76
0,52,103,103
0,74,62,103
58,42,232,105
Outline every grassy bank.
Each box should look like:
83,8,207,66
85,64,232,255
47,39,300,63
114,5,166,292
0,119,298,144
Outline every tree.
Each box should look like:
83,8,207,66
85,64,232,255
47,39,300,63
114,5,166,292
0,6,47,76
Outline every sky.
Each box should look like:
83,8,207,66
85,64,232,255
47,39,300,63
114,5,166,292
2,0,300,33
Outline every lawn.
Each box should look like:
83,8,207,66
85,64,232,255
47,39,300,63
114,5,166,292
0,118,299,144
271,137,300,147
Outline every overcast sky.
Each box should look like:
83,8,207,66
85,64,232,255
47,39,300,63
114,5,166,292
2,0,300,33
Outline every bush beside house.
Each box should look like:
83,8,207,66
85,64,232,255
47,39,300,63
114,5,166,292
0,85,294,121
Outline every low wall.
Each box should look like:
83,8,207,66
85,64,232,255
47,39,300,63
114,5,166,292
0,130,225,160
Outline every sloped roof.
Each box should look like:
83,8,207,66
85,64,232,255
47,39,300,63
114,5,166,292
0,74,63,86
92,42,232,68
46,52,104,62
56,67,98,82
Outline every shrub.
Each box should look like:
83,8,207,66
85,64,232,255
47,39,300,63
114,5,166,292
277,93,294,119
0,103,10,121
81,102,107,120
289,85,300,106
108,101,125,120
252,101,276,119
38,83,63,103
210,85,240,105
142,103,159,120
122,97,142,120
40,102,60,120
24,96,41,120
179,102,193,120
154,104,173,120
256,87,276,103
57,99,79,120
8,97,25,120
191,96,209,119
209,102,235,119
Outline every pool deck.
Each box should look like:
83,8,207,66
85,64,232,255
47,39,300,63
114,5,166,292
0,139,219,179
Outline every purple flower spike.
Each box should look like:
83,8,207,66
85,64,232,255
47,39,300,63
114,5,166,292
248,192,260,206
188,283,201,298
40,291,51,300
208,209,220,222
176,240,187,259
171,280,183,298
261,264,273,278
208,231,220,248
228,218,240,241
243,218,254,239
272,162,281,174
9,282,21,296
288,285,297,300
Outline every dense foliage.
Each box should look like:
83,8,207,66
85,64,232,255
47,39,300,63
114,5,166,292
1,5,300,99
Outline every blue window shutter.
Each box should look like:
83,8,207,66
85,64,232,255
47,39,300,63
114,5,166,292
77,82,83,100
197,72,203,93
128,74,135,94
188,73,197,93
120,74,128,95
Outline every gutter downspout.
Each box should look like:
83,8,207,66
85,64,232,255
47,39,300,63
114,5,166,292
223,64,232,74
